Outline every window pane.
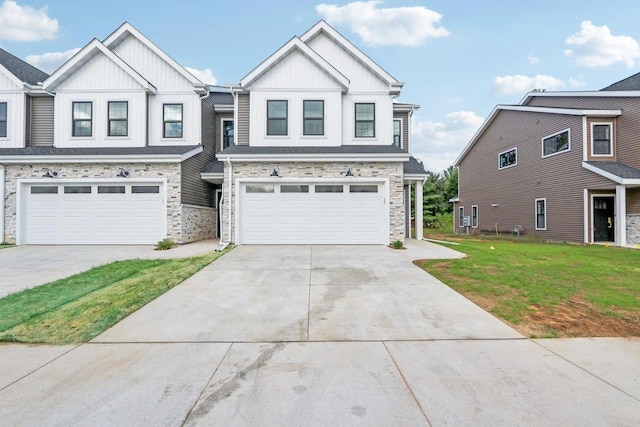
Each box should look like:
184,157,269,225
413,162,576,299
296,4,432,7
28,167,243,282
0,102,6,120
132,185,160,194
593,140,611,155
74,121,92,137
281,185,309,193
543,131,569,156
109,102,127,119
164,123,183,138
64,186,92,194
355,122,374,137
98,186,125,194
267,101,287,118
0,122,5,138
315,185,343,193
109,121,128,137
499,149,516,168
593,125,611,155
164,104,182,120
304,120,323,135
246,184,275,193
267,119,287,135
223,120,234,146
355,103,374,120
31,186,58,194
73,102,91,119
304,101,323,118
349,185,378,193
593,124,610,140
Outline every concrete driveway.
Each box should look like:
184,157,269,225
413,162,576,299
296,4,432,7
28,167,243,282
1,241,639,426
0,239,219,298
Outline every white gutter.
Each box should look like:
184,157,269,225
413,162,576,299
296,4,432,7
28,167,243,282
0,165,4,243
0,147,203,164
215,153,409,162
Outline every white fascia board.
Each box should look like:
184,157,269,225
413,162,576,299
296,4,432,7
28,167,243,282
216,153,409,162
43,39,157,94
214,105,234,113
0,63,26,88
582,162,640,185
404,174,428,181
0,147,202,164
239,37,349,91
200,172,224,183
520,90,640,105
300,20,399,87
103,22,206,94
393,103,420,112
448,197,460,203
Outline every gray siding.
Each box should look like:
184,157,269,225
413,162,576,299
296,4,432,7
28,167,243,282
29,96,54,147
393,111,410,152
458,109,613,242
180,95,216,207
25,95,31,147
215,112,233,152
237,93,250,145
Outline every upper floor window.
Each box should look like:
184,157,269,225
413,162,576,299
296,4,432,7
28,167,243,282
163,104,183,138
72,101,92,137
393,119,401,147
108,101,128,137
0,102,6,138
267,100,287,136
498,147,517,170
303,100,324,136
222,119,234,149
592,123,613,156
355,103,375,138
542,129,570,158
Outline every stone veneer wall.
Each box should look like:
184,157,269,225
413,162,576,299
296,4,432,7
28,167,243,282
181,204,216,243
627,214,640,246
221,161,405,244
2,162,187,244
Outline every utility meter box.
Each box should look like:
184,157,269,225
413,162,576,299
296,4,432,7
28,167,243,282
462,216,471,227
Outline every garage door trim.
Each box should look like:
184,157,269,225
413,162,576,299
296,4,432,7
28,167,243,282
16,177,167,245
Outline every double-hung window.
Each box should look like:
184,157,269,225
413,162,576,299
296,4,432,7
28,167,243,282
393,119,402,147
108,101,128,137
542,129,570,157
72,102,92,137
471,205,478,228
163,104,183,138
458,207,464,228
535,198,547,230
222,119,234,148
592,123,613,156
0,102,6,137
498,147,517,169
355,103,375,137
303,100,324,135
267,100,287,136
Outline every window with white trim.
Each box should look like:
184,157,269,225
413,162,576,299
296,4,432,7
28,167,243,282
459,206,464,228
591,123,613,156
542,129,570,157
267,100,287,136
471,205,478,228
72,102,92,137
303,100,324,136
163,104,183,138
393,119,401,147
498,147,517,169
535,198,547,230
108,101,128,137
355,103,375,138
222,119,234,149
0,102,7,137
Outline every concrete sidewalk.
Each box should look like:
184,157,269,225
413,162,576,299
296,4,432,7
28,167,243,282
0,241,638,425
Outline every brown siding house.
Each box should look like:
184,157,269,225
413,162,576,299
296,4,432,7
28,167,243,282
454,73,640,247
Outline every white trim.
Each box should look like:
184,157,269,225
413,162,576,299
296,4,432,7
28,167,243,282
583,189,589,244
582,117,588,162
0,147,203,164
541,128,571,158
535,198,547,231
216,153,409,162
415,180,423,240
590,122,614,157
471,204,478,228
0,63,26,88
521,90,640,105
16,177,167,245
393,117,403,149
458,206,464,228
498,147,517,170
590,193,616,244
616,185,626,247
581,162,640,185
0,165,4,243
404,174,428,181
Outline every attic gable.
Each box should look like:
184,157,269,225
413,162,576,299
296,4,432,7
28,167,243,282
0,47,48,89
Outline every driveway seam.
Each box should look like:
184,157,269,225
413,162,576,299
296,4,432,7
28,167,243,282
307,246,313,342
382,341,433,426
531,339,640,402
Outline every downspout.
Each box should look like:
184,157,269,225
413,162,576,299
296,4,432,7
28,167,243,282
0,165,4,243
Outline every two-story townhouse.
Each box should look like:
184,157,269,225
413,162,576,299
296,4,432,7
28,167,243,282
453,73,640,247
0,23,221,245
201,21,427,245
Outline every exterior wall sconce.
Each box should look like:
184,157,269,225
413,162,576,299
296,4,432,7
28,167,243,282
42,168,58,178
345,168,353,177
117,168,130,178
270,169,279,177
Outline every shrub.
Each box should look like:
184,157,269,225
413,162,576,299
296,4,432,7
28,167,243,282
392,240,404,249
155,238,175,251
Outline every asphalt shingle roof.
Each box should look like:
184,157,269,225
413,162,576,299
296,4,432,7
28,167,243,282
0,48,48,85
586,161,640,179
0,146,200,156
203,160,224,174
403,156,428,174
601,72,640,91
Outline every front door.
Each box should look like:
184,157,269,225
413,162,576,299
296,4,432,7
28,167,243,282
593,196,614,242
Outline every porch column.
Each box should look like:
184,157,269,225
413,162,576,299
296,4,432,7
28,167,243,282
407,185,412,239
415,180,423,240
616,185,627,247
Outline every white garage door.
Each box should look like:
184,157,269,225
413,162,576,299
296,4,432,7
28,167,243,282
239,182,386,244
23,182,165,244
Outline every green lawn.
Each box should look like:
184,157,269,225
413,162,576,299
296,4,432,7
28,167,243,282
0,245,13,249
417,240,640,337
0,248,231,344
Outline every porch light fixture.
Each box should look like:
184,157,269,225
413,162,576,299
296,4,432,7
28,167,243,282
116,168,130,178
345,168,353,177
42,168,58,178
270,169,279,177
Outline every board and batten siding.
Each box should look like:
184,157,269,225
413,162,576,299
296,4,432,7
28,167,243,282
237,93,250,145
181,95,216,207
0,92,25,148
458,109,613,243
526,96,640,168
29,96,54,147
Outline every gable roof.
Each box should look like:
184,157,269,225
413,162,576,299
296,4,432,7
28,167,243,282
601,72,640,91
0,47,48,86
103,22,207,94
583,161,640,185
42,38,157,93
300,20,402,93
239,36,349,90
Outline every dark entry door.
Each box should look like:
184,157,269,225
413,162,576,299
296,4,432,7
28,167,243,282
593,196,614,242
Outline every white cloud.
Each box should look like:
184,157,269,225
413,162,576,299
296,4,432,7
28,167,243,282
185,67,217,85
564,21,640,68
527,53,539,64
0,0,58,42
25,48,79,73
492,74,565,95
411,111,484,173
316,1,449,47
569,74,587,87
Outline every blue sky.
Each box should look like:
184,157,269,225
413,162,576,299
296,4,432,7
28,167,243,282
2,0,640,173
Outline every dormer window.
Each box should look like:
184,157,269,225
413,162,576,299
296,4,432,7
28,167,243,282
72,102,92,137
591,123,613,156
267,100,288,136
0,102,6,137
355,103,375,138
